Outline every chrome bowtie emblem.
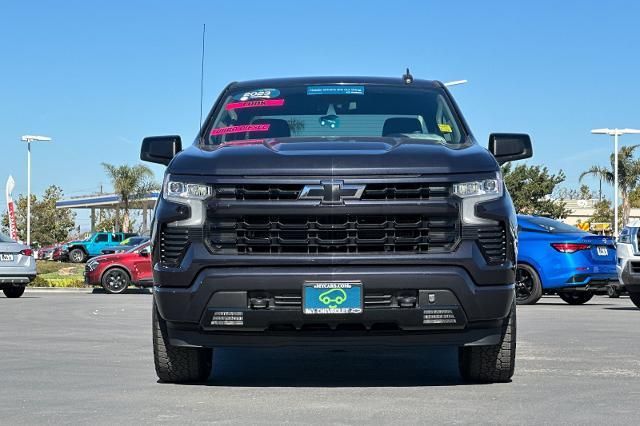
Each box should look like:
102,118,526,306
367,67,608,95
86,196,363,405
299,181,365,204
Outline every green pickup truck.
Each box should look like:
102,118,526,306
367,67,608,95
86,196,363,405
66,232,138,263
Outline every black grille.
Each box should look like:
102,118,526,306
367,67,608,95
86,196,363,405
362,183,449,200
206,214,459,254
273,294,302,307
215,184,302,200
477,225,507,264
160,227,190,266
213,183,450,201
252,291,405,309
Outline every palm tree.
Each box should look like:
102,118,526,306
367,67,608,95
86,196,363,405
579,145,640,226
102,163,158,232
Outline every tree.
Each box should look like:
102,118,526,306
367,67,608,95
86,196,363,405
580,144,640,226
94,209,135,233
590,199,614,225
579,184,593,200
628,186,640,208
502,163,569,218
1,185,76,246
101,163,158,232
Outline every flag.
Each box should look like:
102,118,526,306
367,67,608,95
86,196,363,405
5,175,18,241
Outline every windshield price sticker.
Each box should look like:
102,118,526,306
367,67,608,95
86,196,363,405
210,124,271,136
232,88,281,101
307,85,365,96
225,99,285,110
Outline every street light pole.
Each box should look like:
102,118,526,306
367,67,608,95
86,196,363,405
614,132,619,237
591,128,640,237
27,141,31,245
20,135,52,246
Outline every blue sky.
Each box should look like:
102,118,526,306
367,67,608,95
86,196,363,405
2,0,640,229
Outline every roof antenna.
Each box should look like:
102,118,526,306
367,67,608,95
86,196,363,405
199,24,206,128
402,68,413,84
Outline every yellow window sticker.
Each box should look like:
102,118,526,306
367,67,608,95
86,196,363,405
438,123,453,133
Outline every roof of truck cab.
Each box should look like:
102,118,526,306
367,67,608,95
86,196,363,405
229,76,442,90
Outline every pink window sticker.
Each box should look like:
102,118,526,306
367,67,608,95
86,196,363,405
210,124,270,136
225,99,285,110
219,139,265,147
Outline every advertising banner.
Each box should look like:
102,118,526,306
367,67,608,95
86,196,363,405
5,175,18,241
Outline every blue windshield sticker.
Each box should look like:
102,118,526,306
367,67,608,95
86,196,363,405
232,88,280,101
307,85,365,96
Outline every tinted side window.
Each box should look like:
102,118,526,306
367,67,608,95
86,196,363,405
95,234,109,242
112,234,123,242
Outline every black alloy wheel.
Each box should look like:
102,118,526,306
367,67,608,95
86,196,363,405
101,268,130,294
515,264,543,305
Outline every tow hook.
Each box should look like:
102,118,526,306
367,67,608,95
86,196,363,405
397,296,417,308
250,297,269,309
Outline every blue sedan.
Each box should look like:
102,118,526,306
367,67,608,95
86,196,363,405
516,215,617,305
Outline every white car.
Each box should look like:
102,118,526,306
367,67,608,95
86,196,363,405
616,222,640,308
0,233,36,298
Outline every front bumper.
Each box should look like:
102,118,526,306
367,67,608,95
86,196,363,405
84,269,100,285
155,265,514,348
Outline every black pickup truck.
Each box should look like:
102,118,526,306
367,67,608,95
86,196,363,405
141,76,532,383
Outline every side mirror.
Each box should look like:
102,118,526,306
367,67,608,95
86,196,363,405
140,135,182,166
488,133,533,165
139,250,149,257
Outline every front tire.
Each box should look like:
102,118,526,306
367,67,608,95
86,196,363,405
558,292,593,305
459,301,516,383
101,267,131,294
3,286,26,298
69,248,86,263
629,293,640,309
153,299,213,383
515,264,543,305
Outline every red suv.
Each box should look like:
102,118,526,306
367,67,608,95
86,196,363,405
84,242,152,294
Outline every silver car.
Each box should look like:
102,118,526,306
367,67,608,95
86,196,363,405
0,233,36,298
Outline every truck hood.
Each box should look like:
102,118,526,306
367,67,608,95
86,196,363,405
169,137,499,176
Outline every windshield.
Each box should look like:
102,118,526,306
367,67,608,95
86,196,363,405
206,85,466,145
523,216,584,234
128,242,150,254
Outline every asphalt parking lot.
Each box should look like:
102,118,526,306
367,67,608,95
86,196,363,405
1,291,638,424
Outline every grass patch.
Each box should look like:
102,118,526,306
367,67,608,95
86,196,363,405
32,261,86,288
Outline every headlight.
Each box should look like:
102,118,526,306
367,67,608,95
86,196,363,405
162,174,209,226
86,260,100,271
164,175,212,202
453,174,503,225
453,178,501,198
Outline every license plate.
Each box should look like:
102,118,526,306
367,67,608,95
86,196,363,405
597,246,608,256
303,282,363,314
0,254,14,262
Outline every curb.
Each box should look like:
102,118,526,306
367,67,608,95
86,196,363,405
26,287,91,293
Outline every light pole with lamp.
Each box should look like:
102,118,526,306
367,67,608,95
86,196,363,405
20,135,52,246
590,128,640,237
